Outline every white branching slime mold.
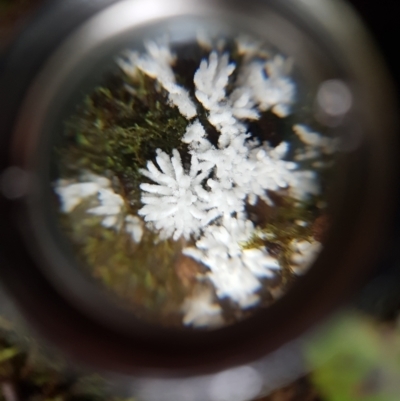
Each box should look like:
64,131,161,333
53,33,339,328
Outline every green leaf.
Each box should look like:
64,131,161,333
307,312,400,401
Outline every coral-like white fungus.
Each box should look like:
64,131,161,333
194,52,235,112
235,34,264,57
184,217,280,308
119,38,197,119
182,287,224,328
55,174,143,243
237,56,296,117
138,148,213,240
293,124,339,159
56,36,336,323
54,174,111,213
122,40,325,312
125,215,144,243
290,239,322,275
88,188,124,229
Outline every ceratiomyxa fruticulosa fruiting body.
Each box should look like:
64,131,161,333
54,33,339,328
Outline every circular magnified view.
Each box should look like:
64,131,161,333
50,27,342,330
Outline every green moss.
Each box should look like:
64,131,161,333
307,313,400,401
